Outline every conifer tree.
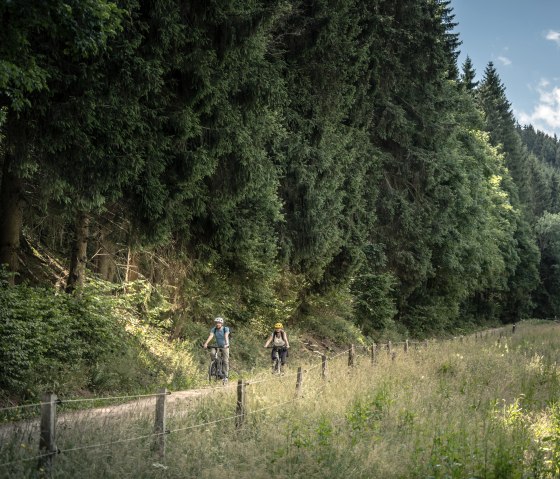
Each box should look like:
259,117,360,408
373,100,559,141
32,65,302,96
477,63,527,192
476,62,540,321
366,0,469,330
460,56,478,91
163,0,287,280
0,0,122,283
276,0,377,291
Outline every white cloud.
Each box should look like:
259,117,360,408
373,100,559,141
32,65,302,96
518,79,560,135
546,30,560,46
497,55,512,66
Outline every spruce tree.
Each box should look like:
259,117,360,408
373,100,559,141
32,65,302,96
476,62,540,321
460,56,478,91
276,0,377,291
0,0,122,283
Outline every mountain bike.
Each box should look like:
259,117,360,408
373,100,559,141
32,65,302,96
267,346,286,375
206,345,227,383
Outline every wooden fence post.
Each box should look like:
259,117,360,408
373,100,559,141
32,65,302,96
321,354,327,379
153,388,167,460
296,367,303,396
388,341,392,356
236,380,246,429
348,344,355,367
424,339,429,348
404,340,409,353
512,323,517,334
39,392,57,476
371,343,377,364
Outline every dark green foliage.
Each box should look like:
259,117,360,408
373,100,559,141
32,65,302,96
460,56,478,91
0,273,202,401
477,63,528,196
276,0,378,290
475,63,541,322
520,125,560,167
534,214,560,317
0,276,122,397
361,1,488,333
138,1,288,272
353,269,398,335
515,125,560,317
3,0,560,366
0,0,125,184
0,0,122,112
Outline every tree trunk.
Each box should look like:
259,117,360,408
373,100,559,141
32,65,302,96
66,212,90,293
0,155,25,285
95,226,117,282
125,246,139,283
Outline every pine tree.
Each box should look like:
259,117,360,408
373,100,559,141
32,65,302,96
276,0,377,290
460,56,478,91
436,0,461,79
0,0,122,283
476,62,540,321
477,63,527,190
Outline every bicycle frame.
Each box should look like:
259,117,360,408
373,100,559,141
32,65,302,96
268,346,283,375
208,346,226,381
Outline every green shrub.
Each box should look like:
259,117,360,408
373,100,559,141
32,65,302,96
0,278,123,399
0,277,199,402
302,313,363,345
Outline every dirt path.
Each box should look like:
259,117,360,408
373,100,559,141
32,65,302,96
0,383,232,446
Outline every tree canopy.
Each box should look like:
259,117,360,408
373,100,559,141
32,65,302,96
1,0,559,336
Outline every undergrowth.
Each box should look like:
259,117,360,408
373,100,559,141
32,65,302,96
3,322,560,477
0,274,200,406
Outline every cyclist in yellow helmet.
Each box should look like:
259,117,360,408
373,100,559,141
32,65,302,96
264,322,290,372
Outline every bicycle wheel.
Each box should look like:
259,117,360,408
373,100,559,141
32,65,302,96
216,357,224,379
272,350,281,374
209,360,218,381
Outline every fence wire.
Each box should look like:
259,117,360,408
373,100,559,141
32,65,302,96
0,323,520,476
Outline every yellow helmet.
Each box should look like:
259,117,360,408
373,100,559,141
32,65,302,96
274,322,283,329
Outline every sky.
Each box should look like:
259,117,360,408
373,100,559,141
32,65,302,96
451,0,560,137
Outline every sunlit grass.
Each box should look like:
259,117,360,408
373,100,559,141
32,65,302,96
3,321,560,478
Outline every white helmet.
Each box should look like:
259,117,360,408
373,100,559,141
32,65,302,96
214,317,224,324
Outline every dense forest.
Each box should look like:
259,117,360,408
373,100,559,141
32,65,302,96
3,0,560,345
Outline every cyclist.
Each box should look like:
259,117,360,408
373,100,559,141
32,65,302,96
264,322,289,372
203,317,230,383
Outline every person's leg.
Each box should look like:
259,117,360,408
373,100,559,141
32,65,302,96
271,348,280,372
280,348,288,366
222,347,230,378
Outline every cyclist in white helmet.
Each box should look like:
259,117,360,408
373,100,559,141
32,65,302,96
203,317,230,382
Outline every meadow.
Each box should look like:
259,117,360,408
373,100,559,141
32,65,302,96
2,321,560,478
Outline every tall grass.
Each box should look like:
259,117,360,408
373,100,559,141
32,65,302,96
3,322,560,478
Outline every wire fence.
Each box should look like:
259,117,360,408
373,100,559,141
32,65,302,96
0,323,520,476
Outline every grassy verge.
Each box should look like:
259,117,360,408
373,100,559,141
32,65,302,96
3,321,560,478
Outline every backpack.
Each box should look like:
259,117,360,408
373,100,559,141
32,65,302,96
272,330,286,347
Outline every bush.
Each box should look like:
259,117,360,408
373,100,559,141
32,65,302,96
0,278,122,399
0,276,199,403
